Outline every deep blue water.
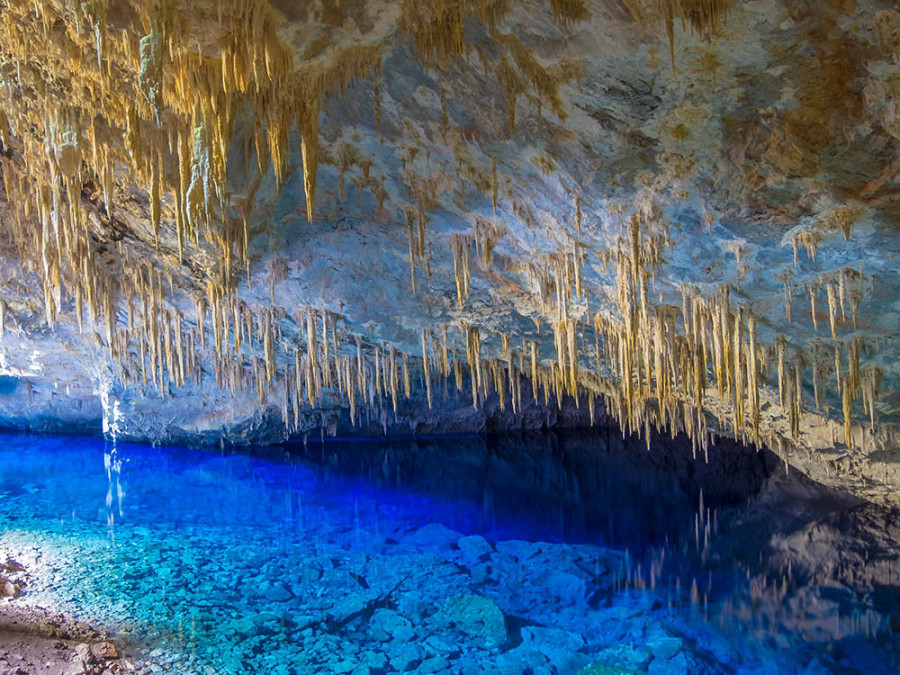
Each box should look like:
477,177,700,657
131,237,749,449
0,429,897,674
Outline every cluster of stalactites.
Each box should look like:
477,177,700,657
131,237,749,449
0,0,382,341
95,284,605,436
495,198,883,459
672,1,734,66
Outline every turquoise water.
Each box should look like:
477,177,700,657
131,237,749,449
0,430,897,674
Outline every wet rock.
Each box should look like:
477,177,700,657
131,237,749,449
647,636,682,661
593,643,653,672
74,643,94,665
648,651,691,675
521,625,585,669
360,650,387,670
331,659,357,674
494,540,541,562
406,524,461,550
0,576,22,598
369,609,415,642
457,535,493,561
386,641,424,672
523,625,583,650
534,569,586,604
89,641,119,661
262,582,293,603
417,654,449,674
440,594,508,647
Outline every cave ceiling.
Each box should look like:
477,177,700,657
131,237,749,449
0,0,898,498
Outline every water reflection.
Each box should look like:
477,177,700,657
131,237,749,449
286,428,777,550
0,429,896,673
104,443,125,540
289,428,899,668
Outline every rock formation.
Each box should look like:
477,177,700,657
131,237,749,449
0,1,897,501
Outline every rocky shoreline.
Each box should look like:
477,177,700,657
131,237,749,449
0,601,138,675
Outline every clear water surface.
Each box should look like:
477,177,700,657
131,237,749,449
0,430,897,674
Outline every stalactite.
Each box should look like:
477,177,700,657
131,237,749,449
810,341,822,410
826,282,838,342
808,284,818,332
407,210,418,294
440,324,450,378
776,337,786,411
861,366,883,432
843,373,853,448
306,312,317,406
491,158,498,215
464,323,482,409
422,329,433,409
389,345,399,413
451,234,471,308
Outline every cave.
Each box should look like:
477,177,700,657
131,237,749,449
0,1,898,673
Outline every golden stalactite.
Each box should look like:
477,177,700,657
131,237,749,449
398,0,509,69
660,0,735,70
0,0,383,343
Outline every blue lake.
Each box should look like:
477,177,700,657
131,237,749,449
0,429,897,674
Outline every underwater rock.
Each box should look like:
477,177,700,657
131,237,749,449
422,634,457,655
359,650,388,670
386,640,425,672
647,651,692,675
647,636,682,661
369,608,415,642
521,625,588,671
593,643,653,672
456,535,493,561
494,540,542,562
533,569,586,604
489,647,552,674
417,654,450,674
0,560,24,574
262,582,294,603
440,594,508,648
330,658,358,674
405,523,461,551
522,625,585,652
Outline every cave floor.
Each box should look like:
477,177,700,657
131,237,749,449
0,431,897,674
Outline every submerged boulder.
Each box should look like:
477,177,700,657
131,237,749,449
439,594,508,648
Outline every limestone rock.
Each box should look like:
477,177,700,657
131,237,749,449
440,594,508,648
89,642,118,661
369,609,415,642
456,535,493,561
